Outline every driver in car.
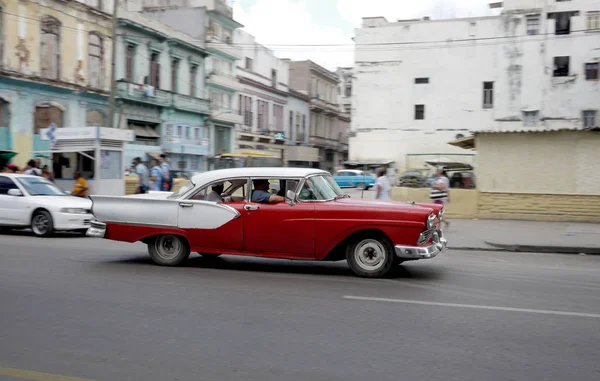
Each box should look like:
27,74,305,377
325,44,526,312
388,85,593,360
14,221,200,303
206,182,225,202
251,179,285,204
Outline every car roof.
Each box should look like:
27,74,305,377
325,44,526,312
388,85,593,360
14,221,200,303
191,167,329,185
337,169,363,173
0,173,39,180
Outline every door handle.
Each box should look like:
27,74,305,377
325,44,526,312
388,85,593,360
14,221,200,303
179,203,194,208
244,205,260,211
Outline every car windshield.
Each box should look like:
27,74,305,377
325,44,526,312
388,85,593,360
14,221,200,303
167,180,195,199
16,177,66,196
303,175,345,201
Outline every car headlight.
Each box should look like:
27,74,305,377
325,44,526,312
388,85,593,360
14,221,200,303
427,213,436,229
438,208,445,221
60,208,90,214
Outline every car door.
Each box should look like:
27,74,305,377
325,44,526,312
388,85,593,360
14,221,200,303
243,178,315,258
0,176,29,226
177,179,245,252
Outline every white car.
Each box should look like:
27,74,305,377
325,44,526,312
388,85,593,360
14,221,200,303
0,174,93,237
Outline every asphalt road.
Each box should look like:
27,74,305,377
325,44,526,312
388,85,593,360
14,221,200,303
1,232,599,381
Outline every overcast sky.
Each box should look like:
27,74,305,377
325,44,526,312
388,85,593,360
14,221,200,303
231,0,498,70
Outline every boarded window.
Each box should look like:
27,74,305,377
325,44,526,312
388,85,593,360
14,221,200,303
40,16,61,80
34,105,63,135
190,65,198,96
88,32,103,88
171,58,180,93
125,45,135,81
414,104,425,120
150,51,160,88
86,110,105,127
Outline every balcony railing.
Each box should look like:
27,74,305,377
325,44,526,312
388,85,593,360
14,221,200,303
116,81,210,114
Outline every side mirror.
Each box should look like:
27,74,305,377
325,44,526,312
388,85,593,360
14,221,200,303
286,189,296,205
8,188,23,197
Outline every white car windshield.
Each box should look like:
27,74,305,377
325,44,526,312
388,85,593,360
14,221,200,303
167,180,195,199
301,175,345,201
17,177,66,196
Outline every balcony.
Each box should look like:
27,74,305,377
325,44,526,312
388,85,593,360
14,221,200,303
205,36,242,60
0,127,11,151
206,72,242,91
310,135,341,150
212,108,243,125
310,97,339,115
116,81,211,115
286,145,320,162
162,139,210,156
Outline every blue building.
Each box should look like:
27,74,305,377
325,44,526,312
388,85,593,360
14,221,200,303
115,8,211,172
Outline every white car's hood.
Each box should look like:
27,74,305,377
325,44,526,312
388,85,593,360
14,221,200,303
31,195,92,210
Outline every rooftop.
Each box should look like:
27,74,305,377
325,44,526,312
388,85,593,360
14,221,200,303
191,167,329,185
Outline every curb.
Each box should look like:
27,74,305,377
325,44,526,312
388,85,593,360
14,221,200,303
483,241,600,255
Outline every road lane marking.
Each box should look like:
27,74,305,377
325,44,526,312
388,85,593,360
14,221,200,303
0,368,95,381
343,296,600,318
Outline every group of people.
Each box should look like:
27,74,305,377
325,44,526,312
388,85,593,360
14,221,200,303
374,166,450,228
2,159,53,180
132,154,173,194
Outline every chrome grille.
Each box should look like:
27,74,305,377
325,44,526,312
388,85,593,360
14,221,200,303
418,228,435,245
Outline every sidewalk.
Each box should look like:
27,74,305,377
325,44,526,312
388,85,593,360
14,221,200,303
443,219,600,254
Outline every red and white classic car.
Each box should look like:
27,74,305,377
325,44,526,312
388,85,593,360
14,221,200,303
87,168,447,278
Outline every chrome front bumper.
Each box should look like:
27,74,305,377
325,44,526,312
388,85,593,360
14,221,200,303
86,221,106,238
395,230,447,260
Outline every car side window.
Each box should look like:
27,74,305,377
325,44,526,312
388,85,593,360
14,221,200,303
0,176,18,195
298,180,317,201
348,172,357,176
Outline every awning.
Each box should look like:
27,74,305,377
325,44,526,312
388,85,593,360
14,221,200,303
424,157,473,171
343,160,394,167
448,135,475,150
0,151,17,160
132,126,160,138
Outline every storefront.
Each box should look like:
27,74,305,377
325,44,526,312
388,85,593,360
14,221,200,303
35,127,134,196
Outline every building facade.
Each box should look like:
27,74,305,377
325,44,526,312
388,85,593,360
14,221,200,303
351,0,599,173
288,60,348,173
285,89,318,167
335,67,353,115
0,0,112,173
139,0,244,157
115,8,211,172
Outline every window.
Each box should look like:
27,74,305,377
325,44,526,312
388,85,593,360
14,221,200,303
34,105,63,135
125,44,135,81
553,56,570,77
86,110,105,126
302,114,306,139
190,65,198,96
257,100,268,130
240,95,253,127
171,58,180,93
483,81,494,109
245,57,253,71
587,11,600,30
40,16,61,80
271,69,277,87
526,16,540,35
585,63,599,80
0,99,10,128
344,85,352,97
522,110,539,126
0,176,19,195
273,104,283,131
414,104,425,120
289,111,293,132
583,110,597,128
150,51,160,88
551,12,573,35
414,77,429,84
88,32,103,88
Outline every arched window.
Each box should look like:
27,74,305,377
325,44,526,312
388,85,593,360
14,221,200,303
86,110,105,127
34,104,63,135
88,32,104,88
40,16,61,80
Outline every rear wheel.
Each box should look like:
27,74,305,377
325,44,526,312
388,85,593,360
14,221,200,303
148,235,190,266
31,210,54,237
346,235,397,278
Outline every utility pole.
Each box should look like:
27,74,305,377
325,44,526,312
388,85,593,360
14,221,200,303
107,0,119,128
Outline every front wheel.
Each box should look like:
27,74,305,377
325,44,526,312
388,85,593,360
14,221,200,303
148,235,190,266
31,210,54,237
346,235,397,278
356,182,366,190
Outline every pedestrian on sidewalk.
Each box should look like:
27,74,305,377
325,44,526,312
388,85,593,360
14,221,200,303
133,157,149,194
430,166,450,228
374,168,392,201
149,159,163,192
159,154,173,191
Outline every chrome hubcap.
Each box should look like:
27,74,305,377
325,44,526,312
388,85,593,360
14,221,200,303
154,235,182,261
354,239,386,271
32,214,49,235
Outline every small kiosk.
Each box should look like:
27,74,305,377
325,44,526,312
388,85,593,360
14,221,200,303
36,127,134,196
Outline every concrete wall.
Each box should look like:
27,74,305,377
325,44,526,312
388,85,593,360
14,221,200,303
477,131,600,195
142,7,207,41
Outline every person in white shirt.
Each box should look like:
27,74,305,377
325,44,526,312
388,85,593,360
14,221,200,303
374,168,391,201
206,183,225,202
430,166,450,228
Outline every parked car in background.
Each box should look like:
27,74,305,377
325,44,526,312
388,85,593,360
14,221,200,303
398,170,425,188
88,168,447,278
0,174,93,237
333,169,375,190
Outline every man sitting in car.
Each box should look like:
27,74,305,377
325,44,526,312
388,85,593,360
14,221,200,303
206,182,225,202
251,179,285,204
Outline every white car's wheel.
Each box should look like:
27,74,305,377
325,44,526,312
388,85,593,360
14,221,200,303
148,235,190,266
346,235,396,278
31,210,54,237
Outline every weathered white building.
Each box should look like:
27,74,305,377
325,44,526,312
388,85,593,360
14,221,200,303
335,67,353,115
351,0,600,173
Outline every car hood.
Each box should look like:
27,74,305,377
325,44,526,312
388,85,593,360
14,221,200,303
30,196,92,210
334,197,440,214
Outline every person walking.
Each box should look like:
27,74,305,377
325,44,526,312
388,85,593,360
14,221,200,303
133,157,149,194
374,168,392,201
430,166,450,228
24,159,42,176
159,154,172,191
149,159,163,192
72,171,89,197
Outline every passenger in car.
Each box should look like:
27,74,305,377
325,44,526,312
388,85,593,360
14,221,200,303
251,179,284,204
206,182,225,202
